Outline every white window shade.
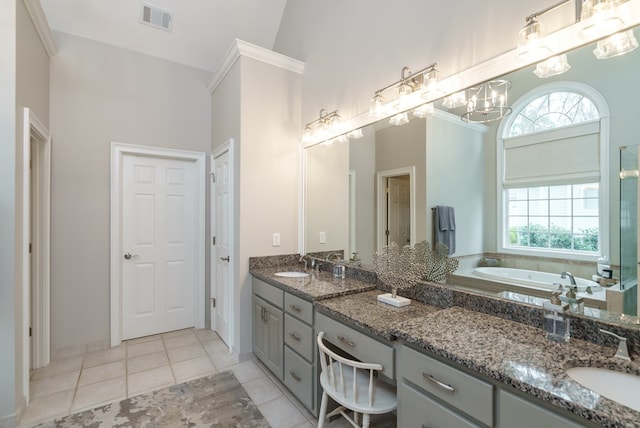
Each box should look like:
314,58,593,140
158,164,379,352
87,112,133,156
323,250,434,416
503,121,600,188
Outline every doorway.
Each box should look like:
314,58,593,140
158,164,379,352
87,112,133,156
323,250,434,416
211,139,234,351
21,108,51,405
110,143,206,346
376,166,416,252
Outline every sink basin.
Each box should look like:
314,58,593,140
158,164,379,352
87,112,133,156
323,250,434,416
274,271,310,278
566,367,640,411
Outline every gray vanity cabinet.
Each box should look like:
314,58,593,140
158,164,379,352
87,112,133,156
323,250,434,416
398,345,493,427
252,277,317,414
252,279,284,381
497,390,585,428
283,292,316,412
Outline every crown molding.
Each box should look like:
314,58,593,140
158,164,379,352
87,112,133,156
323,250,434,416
432,109,489,133
23,0,57,57
207,39,305,94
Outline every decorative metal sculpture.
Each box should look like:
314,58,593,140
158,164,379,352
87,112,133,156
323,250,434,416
374,240,459,297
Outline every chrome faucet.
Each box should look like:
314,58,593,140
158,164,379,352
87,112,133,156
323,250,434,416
561,271,576,286
299,254,320,271
600,329,631,361
325,252,343,262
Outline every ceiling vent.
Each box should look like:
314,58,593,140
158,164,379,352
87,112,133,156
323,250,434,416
140,3,173,32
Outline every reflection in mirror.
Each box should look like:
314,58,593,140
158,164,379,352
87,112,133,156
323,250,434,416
304,28,640,321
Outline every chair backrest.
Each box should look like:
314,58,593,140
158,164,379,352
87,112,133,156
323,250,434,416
316,331,384,407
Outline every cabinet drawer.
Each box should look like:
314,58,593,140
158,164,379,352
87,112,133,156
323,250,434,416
253,278,283,309
400,346,493,426
284,347,314,410
316,312,394,379
498,390,584,428
285,314,314,362
285,292,313,324
398,383,480,428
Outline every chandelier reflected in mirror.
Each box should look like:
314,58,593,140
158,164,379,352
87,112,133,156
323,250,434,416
461,79,512,124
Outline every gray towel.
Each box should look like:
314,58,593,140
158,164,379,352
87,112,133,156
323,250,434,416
434,206,456,255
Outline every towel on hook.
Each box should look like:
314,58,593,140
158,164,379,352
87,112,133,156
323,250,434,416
434,206,456,255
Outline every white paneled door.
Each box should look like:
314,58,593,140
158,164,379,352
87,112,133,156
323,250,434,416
121,154,197,339
388,176,411,247
213,147,232,347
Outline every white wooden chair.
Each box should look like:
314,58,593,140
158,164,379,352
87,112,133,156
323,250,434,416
316,331,397,428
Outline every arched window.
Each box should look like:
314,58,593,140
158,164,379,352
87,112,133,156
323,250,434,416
497,82,609,259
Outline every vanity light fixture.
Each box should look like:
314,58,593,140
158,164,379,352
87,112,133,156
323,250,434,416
533,53,571,77
370,63,440,118
518,0,570,61
461,80,512,124
442,91,467,109
302,108,341,143
346,128,364,139
593,28,639,58
579,0,625,40
413,103,435,118
389,112,410,126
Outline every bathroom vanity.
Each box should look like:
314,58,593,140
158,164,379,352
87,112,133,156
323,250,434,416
250,263,640,427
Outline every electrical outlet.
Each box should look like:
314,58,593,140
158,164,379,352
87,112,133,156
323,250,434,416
319,231,326,244
272,233,281,247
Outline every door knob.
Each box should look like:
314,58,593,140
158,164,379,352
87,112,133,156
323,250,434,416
220,256,230,262
124,253,138,260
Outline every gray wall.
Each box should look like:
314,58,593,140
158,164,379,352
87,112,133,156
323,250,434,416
49,32,211,354
274,0,570,125
1,0,50,423
0,1,18,423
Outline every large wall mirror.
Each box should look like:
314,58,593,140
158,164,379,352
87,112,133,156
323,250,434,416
304,25,640,320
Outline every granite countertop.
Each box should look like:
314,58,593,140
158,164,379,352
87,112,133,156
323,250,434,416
251,265,640,427
315,289,442,341
392,306,640,428
250,265,375,301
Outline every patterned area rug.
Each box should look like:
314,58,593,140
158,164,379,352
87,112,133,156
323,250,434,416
35,371,269,427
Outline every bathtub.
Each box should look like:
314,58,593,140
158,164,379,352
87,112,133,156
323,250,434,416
472,267,601,293
448,266,606,308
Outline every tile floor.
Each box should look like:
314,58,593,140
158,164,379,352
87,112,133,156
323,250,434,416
19,328,372,428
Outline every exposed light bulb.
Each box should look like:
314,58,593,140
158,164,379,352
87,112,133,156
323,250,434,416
517,19,552,61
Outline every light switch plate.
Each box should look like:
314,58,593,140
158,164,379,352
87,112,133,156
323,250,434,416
272,233,280,247
319,231,326,244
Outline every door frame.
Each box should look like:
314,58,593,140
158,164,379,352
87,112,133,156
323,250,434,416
21,108,51,404
210,139,234,352
110,142,206,347
376,166,416,252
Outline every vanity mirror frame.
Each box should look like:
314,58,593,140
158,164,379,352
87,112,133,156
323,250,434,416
299,1,640,321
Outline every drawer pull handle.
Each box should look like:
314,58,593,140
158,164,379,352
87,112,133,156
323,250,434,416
289,304,301,312
289,371,301,382
337,335,355,347
423,373,455,393
289,332,302,341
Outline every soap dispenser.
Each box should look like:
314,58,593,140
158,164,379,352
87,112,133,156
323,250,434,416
543,292,570,343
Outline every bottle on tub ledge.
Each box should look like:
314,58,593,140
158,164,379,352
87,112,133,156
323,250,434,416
543,292,570,343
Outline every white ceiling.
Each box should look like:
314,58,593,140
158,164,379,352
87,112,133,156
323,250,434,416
40,0,289,72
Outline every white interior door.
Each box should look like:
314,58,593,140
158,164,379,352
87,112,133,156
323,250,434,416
122,154,196,339
388,176,411,247
212,146,232,347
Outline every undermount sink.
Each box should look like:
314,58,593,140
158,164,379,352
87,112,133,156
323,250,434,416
274,271,310,278
566,367,640,411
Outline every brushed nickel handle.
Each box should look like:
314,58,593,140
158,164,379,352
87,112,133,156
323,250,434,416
220,256,230,262
289,332,301,341
289,304,301,312
422,372,455,392
124,253,138,260
337,335,355,347
289,371,301,382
